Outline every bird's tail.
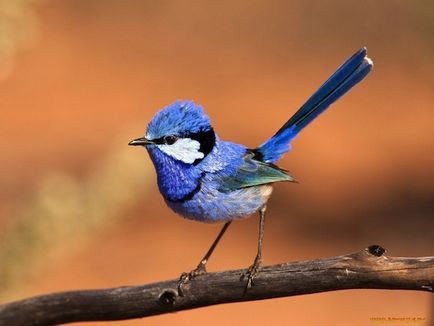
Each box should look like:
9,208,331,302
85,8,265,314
255,47,373,163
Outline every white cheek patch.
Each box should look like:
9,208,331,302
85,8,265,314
158,138,204,164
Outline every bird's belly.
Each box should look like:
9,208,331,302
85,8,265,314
165,184,273,223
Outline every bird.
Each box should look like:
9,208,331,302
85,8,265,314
129,47,373,294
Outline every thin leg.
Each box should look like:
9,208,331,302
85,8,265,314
197,221,232,270
178,221,232,295
244,205,267,290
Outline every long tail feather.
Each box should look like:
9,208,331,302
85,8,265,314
256,47,373,163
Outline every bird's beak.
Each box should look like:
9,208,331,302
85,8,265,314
128,137,153,146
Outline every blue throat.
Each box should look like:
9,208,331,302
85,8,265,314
146,145,203,202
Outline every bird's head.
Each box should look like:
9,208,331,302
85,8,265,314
129,100,216,165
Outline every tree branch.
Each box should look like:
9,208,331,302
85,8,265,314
0,245,432,325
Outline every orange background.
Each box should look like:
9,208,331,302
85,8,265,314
0,1,433,325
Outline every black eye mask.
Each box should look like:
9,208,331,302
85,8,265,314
188,128,216,162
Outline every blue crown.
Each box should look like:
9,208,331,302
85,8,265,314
146,100,212,140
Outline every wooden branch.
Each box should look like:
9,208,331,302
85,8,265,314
0,245,432,326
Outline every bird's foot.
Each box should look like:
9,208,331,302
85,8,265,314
242,256,261,293
178,262,207,296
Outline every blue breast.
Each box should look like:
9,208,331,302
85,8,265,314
147,140,270,222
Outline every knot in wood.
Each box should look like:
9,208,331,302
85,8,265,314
367,245,386,257
158,289,177,306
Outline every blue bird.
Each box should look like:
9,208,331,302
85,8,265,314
129,47,373,293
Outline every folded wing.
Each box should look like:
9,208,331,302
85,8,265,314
218,151,295,192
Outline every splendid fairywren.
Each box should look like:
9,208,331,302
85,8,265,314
129,47,373,293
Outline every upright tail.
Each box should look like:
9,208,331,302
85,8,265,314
255,47,373,164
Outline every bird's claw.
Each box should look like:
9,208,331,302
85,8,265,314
178,263,207,296
242,257,261,292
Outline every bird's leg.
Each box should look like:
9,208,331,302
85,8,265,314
243,205,266,291
178,221,232,296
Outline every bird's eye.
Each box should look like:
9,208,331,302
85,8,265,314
164,135,177,145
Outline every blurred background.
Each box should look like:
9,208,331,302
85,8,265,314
0,0,433,325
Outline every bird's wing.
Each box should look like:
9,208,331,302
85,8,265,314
218,151,295,192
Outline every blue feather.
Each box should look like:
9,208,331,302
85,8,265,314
257,47,373,163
